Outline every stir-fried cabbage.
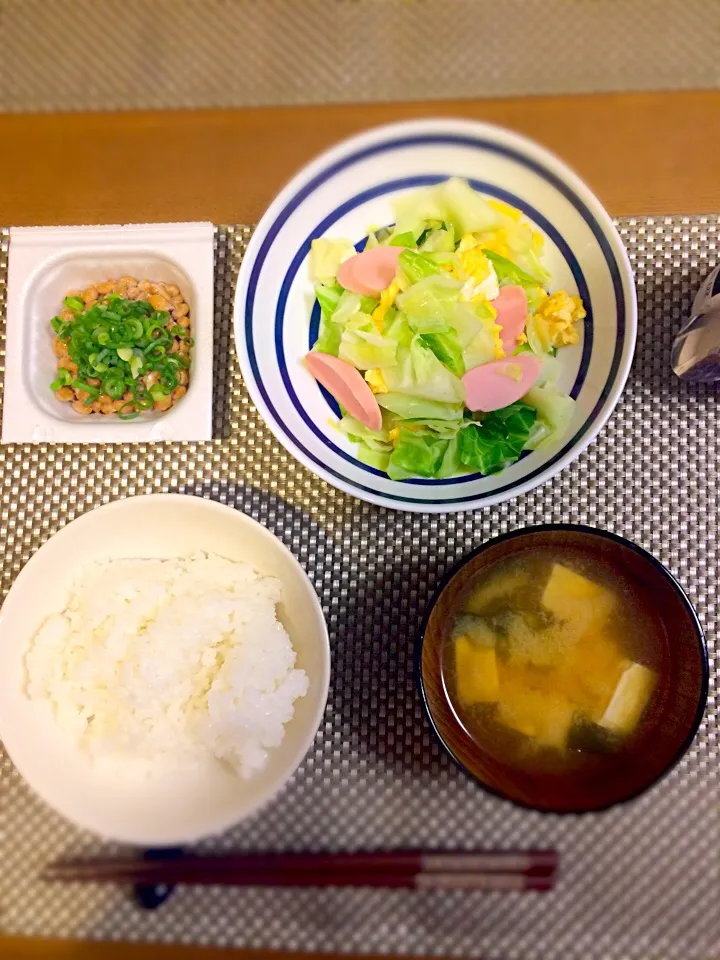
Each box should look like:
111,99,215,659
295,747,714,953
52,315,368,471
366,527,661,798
310,238,355,286
306,179,585,480
382,337,466,404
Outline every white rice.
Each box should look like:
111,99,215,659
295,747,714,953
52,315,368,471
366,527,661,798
24,553,309,778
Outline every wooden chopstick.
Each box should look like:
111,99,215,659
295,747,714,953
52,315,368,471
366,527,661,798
41,850,558,891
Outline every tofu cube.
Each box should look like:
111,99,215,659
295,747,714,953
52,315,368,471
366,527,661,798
599,661,657,735
496,661,576,749
497,687,576,749
455,635,500,706
542,563,614,631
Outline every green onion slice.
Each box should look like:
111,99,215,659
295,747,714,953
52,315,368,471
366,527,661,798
50,369,72,390
132,388,154,410
102,375,126,400
117,403,139,420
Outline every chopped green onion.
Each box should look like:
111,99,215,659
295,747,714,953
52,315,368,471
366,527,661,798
50,292,190,409
132,387,154,410
70,379,100,406
145,318,166,337
117,403,139,420
71,379,99,395
88,352,110,373
50,369,72,390
160,370,178,391
120,321,140,340
102,375,125,400
146,328,171,344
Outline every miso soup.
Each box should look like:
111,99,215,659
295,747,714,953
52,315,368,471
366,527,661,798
441,547,668,774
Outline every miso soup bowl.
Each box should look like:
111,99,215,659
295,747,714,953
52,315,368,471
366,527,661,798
417,525,709,813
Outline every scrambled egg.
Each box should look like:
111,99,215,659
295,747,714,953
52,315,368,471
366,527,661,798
454,235,500,302
487,198,523,222
371,279,402,331
388,427,400,447
365,368,388,394
473,228,511,259
533,290,586,347
451,235,506,359
531,229,544,256
475,200,545,262
477,200,523,257
492,323,505,360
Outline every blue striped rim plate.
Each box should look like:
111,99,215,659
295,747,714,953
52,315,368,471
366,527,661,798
234,119,637,513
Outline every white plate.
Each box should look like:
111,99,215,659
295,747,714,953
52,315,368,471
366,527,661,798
234,119,637,512
0,495,330,845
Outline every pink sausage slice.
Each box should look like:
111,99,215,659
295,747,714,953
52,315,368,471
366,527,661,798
462,354,542,413
305,352,383,431
337,246,402,296
492,285,528,355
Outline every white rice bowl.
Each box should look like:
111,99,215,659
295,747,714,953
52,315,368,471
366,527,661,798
0,495,330,844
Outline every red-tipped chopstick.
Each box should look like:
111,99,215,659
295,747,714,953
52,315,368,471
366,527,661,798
41,849,558,891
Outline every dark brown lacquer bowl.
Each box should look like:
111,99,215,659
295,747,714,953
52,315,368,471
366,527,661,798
417,525,709,813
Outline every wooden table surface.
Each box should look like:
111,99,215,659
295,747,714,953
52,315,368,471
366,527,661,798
1,88,717,959
1,89,719,229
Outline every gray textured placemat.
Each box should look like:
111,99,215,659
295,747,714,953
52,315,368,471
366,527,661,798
0,218,718,959
0,0,718,113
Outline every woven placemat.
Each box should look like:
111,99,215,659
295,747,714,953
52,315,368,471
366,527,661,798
0,0,718,113
0,219,718,959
